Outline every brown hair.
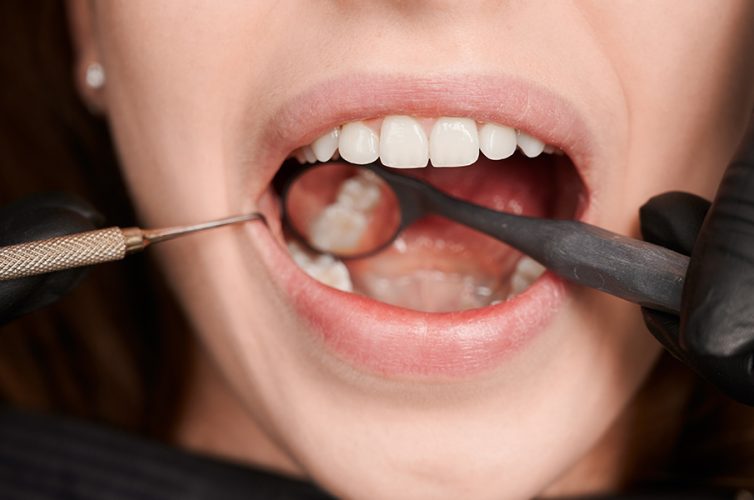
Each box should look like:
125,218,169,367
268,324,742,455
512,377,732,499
2,0,754,492
0,1,190,438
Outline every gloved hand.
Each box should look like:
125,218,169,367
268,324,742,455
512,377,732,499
640,134,754,406
0,194,103,324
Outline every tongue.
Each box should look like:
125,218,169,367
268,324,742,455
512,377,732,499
345,155,557,312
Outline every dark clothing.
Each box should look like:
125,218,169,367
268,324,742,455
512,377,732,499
0,407,744,500
0,407,330,499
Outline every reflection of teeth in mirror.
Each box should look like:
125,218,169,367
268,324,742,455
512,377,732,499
310,205,368,254
287,242,353,292
336,173,381,211
292,116,558,168
308,170,384,254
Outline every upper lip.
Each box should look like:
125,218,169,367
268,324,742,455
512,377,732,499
247,73,600,218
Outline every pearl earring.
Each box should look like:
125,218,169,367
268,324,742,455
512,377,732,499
85,62,106,89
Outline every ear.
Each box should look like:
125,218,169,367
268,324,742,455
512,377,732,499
66,0,106,112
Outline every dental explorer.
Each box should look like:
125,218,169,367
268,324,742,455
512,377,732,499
0,213,267,282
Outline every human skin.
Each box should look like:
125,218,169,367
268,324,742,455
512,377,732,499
67,1,754,498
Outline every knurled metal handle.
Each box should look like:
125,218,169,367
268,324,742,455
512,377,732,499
0,227,127,281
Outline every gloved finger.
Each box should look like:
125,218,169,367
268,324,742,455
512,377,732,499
0,194,103,324
639,191,710,254
0,193,103,246
639,191,710,359
641,308,686,362
676,136,754,403
681,149,754,360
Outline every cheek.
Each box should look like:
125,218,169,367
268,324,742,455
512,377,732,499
620,7,754,207
93,2,288,225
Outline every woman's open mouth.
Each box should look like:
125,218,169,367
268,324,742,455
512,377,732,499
244,75,596,379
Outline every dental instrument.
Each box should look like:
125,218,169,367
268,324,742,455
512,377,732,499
0,213,267,282
281,162,689,315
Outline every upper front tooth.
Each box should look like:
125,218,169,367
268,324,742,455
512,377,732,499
312,127,340,162
479,123,517,160
379,115,429,168
302,145,317,163
429,117,479,167
517,131,545,158
338,121,379,165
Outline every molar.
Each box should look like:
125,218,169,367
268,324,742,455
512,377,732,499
429,117,479,167
287,241,353,292
509,256,546,296
379,115,429,168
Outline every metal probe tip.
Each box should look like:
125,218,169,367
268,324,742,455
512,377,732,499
124,212,268,253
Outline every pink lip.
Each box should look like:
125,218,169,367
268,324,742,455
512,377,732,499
244,74,597,378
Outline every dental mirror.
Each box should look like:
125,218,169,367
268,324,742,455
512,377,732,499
279,161,690,314
281,163,402,258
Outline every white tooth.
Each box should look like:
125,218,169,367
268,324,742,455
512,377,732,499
509,257,546,295
479,123,517,160
312,127,340,162
338,121,379,165
302,145,317,163
516,256,546,280
429,117,479,167
294,148,307,164
336,172,381,211
287,242,353,292
310,204,368,254
379,115,429,168
542,144,555,155
517,131,546,158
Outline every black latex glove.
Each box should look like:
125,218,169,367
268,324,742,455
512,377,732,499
640,136,754,406
0,193,103,324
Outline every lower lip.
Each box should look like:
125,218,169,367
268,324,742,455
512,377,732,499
246,220,567,379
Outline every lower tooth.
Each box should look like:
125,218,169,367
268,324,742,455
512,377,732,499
353,270,505,313
287,242,353,292
508,257,546,297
